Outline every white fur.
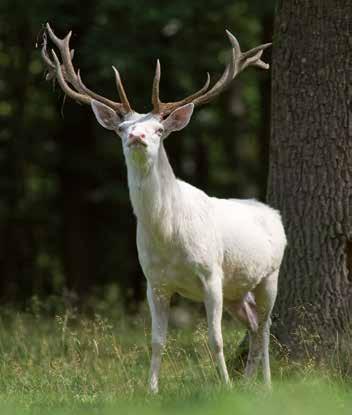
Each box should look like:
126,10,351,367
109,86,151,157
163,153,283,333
91,101,287,392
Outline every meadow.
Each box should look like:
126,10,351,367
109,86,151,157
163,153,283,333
0,298,351,415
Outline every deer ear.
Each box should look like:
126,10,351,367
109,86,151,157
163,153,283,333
162,103,194,133
91,100,122,131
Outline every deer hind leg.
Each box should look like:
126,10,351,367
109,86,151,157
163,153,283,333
224,292,258,376
203,273,230,384
245,269,279,387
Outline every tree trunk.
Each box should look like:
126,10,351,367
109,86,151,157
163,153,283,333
267,0,352,354
258,14,273,201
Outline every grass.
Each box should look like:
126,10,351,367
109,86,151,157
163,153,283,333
0,302,351,414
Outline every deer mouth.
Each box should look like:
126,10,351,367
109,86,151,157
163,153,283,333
127,137,148,148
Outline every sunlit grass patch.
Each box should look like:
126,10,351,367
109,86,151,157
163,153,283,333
0,307,351,414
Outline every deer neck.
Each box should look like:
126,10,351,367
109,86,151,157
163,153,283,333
126,143,179,230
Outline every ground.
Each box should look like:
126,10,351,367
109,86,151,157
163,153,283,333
0,301,351,414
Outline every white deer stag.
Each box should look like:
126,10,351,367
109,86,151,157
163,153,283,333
42,23,286,392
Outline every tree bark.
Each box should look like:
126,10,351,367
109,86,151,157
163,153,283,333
258,14,273,201
267,0,352,354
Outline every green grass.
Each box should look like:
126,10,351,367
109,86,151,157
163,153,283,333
0,304,351,414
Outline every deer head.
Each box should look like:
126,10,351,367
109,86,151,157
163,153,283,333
41,23,271,171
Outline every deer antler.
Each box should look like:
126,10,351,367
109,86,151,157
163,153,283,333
151,60,211,115
41,23,132,115
151,30,271,116
42,25,270,118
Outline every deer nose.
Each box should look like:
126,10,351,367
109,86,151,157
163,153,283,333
129,132,146,140
127,132,147,147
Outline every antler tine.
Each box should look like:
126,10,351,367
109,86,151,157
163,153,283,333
46,23,78,88
151,59,211,115
76,70,127,110
226,30,271,74
42,23,133,114
190,30,270,107
41,32,55,75
152,30,271,114
112,66,132,113
41,30,67,83
152,59,161,113
50,49,91,105
190,46,236,106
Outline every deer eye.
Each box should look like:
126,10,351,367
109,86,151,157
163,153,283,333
157,128,164,135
